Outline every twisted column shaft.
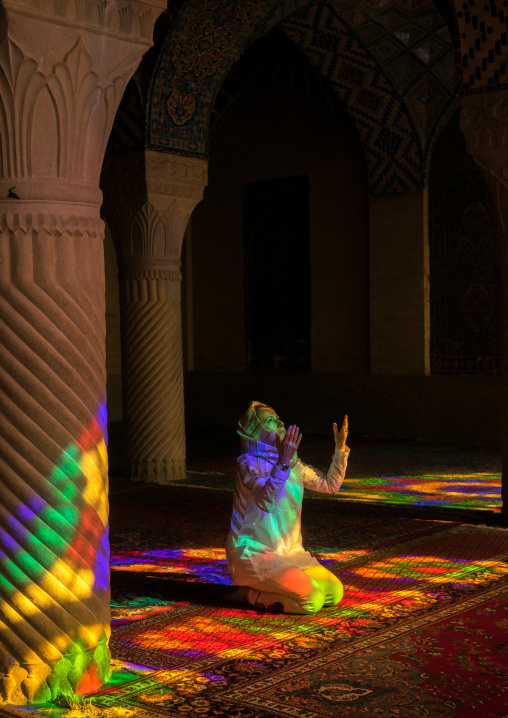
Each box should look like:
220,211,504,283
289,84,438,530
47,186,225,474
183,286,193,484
461,91,508,525
0,212,110,702
0,0,165,703
102,151,208,483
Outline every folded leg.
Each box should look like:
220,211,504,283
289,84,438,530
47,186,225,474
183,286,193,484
247,566,326,615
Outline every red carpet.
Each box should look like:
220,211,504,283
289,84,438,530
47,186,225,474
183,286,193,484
1,481,506,718
91,508,508,718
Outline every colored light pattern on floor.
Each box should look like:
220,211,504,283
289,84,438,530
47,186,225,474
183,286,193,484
110,548,232,585
109,547,371,590
96,529,508,718
334,474,502,511
0,401,110,703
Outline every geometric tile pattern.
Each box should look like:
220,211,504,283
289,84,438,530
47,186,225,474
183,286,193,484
143,1,457,184
282,3,424,193
328,0,458,144
138,1,466,193
454,0,508,90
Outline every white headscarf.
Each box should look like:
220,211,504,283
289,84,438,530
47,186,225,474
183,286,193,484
236,401,298,469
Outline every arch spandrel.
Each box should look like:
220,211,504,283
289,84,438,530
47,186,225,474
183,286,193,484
280,2,423,193
145,0,463,195
147,0,295,157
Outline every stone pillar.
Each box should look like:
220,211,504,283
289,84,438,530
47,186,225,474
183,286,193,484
102,151,208,483
461,90,508,524
0,0,165,704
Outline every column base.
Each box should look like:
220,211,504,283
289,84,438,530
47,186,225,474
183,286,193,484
0,636,110,705
131,459,187,483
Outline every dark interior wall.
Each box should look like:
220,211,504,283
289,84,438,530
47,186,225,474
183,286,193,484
184,372,500,446
185,79,370,375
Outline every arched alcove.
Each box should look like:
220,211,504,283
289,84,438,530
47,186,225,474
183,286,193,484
429,110,499,375
183,28,369,420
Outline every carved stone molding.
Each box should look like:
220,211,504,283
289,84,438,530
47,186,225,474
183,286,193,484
102,151,209,204
122,266,182,281
2,0,166,44
0,210,105,238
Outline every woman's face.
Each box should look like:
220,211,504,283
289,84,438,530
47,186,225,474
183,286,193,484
256,408,285,445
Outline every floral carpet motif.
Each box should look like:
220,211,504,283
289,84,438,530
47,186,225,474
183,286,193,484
230,591,508,717
2,481,506,718
89,523,508,717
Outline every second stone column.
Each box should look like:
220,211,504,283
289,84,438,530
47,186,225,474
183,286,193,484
102,151,208,483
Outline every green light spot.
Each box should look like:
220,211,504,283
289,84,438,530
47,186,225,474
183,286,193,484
37,526,67,554
62,483,76,501
18,550,46,579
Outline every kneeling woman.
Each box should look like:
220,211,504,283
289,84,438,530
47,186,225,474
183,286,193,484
226,401,349,615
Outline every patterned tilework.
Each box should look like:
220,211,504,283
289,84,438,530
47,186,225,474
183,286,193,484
281,3,423,193
454,0,508,90
147,0,310,157
143,0,458,194
328,0,458,143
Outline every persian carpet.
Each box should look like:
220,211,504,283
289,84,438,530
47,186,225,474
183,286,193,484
88,523,508,718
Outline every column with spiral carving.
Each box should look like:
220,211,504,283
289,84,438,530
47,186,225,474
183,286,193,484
461,91,508,524
0,0,166,704
102,151,208,483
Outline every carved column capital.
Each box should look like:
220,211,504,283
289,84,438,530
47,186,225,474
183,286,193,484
0,0,166,208
102,150,209,272
2,0,166,44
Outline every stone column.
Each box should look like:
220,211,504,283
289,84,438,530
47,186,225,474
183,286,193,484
461,90,508,524
0,0,165,704
102,151,208,483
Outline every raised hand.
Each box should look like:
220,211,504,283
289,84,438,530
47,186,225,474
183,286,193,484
275,425,302,465
333,415,348,452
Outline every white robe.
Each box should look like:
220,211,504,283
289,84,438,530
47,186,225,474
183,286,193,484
226,440,349,585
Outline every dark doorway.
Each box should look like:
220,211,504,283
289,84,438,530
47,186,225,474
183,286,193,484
244,174,311,372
